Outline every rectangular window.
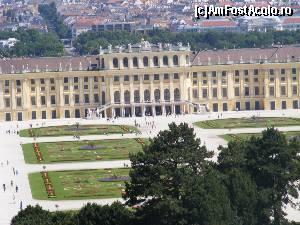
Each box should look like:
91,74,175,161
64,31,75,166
254,87,259,96
281,86,286,96
16,97,22,107
74,85,78,90
40,78,45,84
114,76,119,82
282,101,287,109
235,70,239,76
5,113,11,121
154,74,159,80
234,87,240,97
281,77,286,82
84,77,89,82
5,98,10,108
270,101,275,110
124,75,129,81
212,71,217,77
74,77,79,83
292,68,297,74
50,78,55,84
293,100,299,109
16,80,21,86
32,111,36,120
84,85,88,90
174,73,179,79
193,72,197,78
164,74,169,80
5,80,9,86
269,69,274,75
64,95,69,105
42,111,46,119
202,89,208,98
94,76,98,82
144,74,149,80
64,77,68,83
270,77,275,82
51,95,56,105
94,94,99,103
244,70,248,76
254,69,258,75
31,96,36,106
30,79,35,85
134,75,139,81
269,86,275,96
51,110,56,119
84,94,89,103
74,94,80,104
101,76,105,82
222,88,227,97
202,80,207,85
41,96,46,105
244,87,249,96
17,112,22,121
212,88,217,98
245,101,251,110
65,110,70,118
223,103,228,111
64,86,69,91
193,89,198,98
281,68,285,74
203,72,207,77
293,86,298,95
75,109,81,118
221,71,226,77
254,78,258,83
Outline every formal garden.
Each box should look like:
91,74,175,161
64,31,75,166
28,168,130,200
220,131,300,142
195,117,300,129
19,124,137,137
22,138,147,163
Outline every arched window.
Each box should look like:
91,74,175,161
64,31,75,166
173,55,179,66
154,89,160,102
134,90,140,103
153,56,158,66
144,89,150,102
114,91,120,103
124,90,130,104
143,56,149,67
163,56,168,66
186,55,189,65
164,89,170,101
113,58,118,68
123,57,128,68
133,57,138,67
102,91,106,104
174,88,180,101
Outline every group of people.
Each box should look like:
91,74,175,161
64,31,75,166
1,160,23,211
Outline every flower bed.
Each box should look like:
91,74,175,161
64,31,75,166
119,125,132,133
135,138,145,146
41,171,56,198
228,134,242,141
33,143,43,162
98,175,130,182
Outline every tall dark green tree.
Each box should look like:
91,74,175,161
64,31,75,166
218,128,300,225
124,123,237,225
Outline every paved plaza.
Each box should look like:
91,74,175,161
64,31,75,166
1,110,300,224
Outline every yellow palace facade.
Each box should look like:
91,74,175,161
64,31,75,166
0,41,300,121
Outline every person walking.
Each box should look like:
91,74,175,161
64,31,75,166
3,183,6,192
15,185,18,193
20,201,23,210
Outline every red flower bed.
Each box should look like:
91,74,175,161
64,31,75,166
41,171,56,198
33,143,43,162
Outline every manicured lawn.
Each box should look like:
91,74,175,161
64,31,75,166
22,138,147,164
19,124,138,137
29,168,130,200
195,117,300,129
220,131,300,142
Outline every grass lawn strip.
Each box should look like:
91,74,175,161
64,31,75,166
220,131,300,142
29,168,130,200
195,117,300,129
22,138,147,164
19,124,138,137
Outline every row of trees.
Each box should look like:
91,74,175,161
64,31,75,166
74,29,300,55
0,29,64,57
38,2,71,39
11,123,300,225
